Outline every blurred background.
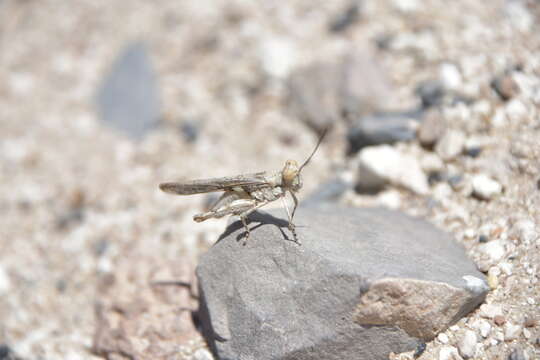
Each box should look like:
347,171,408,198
1,0,539,359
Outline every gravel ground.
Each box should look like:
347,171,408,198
0,0,538,359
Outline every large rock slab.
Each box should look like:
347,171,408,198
196,206,488,360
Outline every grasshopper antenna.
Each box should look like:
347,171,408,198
299,128,328,172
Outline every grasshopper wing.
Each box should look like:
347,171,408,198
159,172,270,195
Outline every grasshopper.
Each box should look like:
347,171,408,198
159,130,327,244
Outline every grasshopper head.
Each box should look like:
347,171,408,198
282,160,302,192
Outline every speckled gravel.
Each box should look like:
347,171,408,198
1,0,539,359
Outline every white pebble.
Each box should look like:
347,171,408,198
478,240,506,262
356,145,429,194
421,152,445,173
259,37,298,78
505,99,528,122
474,319,491,338
440,63,463,91
504,322,522,340
0,265,11,295
512,219,537,243
193,348,214,360
480,304,503,319
438,333,450,344
436,130,465,161
491,107,507,128
499,262,513,275
472,174,502,200
439,345,463,360
458,330,477,359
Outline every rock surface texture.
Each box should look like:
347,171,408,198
196,206,489,360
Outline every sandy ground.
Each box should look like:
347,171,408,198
0,0,538,359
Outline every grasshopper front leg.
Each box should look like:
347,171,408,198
238,200,270,245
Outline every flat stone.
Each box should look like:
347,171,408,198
197,206,489,360
96,42,161,140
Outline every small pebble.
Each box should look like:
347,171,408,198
507,347,526,360
0,265,11,296
511,219,537,243
475,319,491,338
499,262,513,275
480,304,503,319
440,63,463,91
472,174,503,200
487,273,499,289
439,345,463,360
504,322,522,340
494,315,506,326
478,234,489,243
435,129,465,161
418,108,446,148
478,240,506,262
524,316,537,328
457,330,477,359
491,74,520,101
413,342,426,358
438,333,450,344
522,328,531,339
193,348,214,360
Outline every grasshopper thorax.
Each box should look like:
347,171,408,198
282,160,302,192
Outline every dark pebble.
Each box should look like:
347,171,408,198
478,234,489,243
465,146,482,158
413,342,426,358
428,171,445,185
329,2,360,33
416,80,445,109
180,121,199,143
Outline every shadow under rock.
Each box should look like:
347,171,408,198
216,210,297,244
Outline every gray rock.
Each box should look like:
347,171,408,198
347,110,421,153
287,62,341,133
197,206,488,360
287,48,394,133
96,42,161,139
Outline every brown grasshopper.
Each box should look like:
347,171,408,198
159,130,327,244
